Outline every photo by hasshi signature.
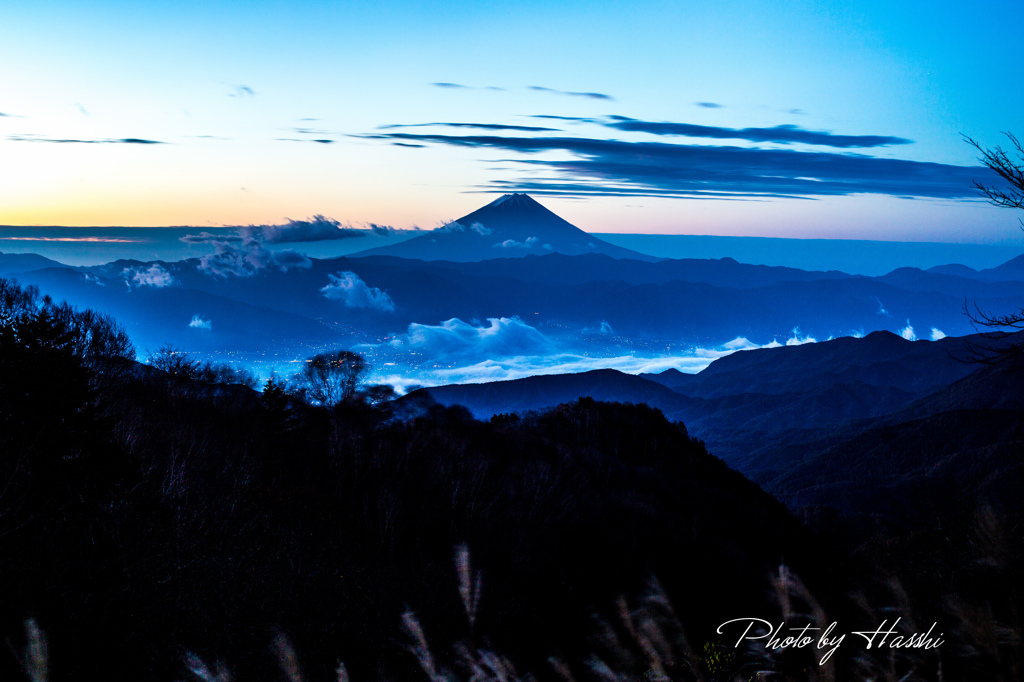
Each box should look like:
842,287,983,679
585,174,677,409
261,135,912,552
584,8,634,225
718,617,944,665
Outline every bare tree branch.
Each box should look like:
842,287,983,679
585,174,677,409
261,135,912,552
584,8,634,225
960,299,1024,365
960,132,1024,363
964,132,1024,210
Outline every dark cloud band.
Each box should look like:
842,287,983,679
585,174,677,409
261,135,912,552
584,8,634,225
529,115,906,148
603,116,911,148
369,131,990,200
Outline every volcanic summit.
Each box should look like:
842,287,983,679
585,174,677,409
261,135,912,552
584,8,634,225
352,193,654,262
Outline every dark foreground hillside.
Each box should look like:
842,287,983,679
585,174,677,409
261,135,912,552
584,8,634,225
2,279,1022,682
0,279,817,681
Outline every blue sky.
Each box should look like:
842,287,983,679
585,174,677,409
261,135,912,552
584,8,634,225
2,0,1023,243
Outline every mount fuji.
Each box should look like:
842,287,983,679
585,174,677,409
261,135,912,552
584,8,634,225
351,193,656,262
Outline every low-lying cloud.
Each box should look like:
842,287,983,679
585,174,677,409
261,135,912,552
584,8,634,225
321,271,395,311
123,263,175,288
189,234,311,277
583,321,615,335
783,327,818,345
494,236,538,249
364,317,829,392
181,214,402,277
367,223,397,236
240,215,368,244
386,317,557,365
434,220,492,236
188,314,212,330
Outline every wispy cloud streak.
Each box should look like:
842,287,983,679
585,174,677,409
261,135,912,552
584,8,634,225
9,135,166,144
380,122,559,132
431,82,505,91
1,236,139,243
528,86,614,100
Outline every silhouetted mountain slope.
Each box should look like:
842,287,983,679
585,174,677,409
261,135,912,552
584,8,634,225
758,359,1024,516
653,331,1024,467
891,354,1024,417
352,193,655,261
723,346,1024,514
927,262,981,278
769,408,1024,518
408,368,696,422
0,250,68,275
875,266,1024,297
925,253,1024,282
648,330,980,397
979,253,1024,281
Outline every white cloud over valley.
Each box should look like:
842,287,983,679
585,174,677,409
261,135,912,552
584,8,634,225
321,271,395,311
123,263,175,288
362,317,829,392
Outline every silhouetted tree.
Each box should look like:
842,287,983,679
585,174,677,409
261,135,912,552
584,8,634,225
259,375,297,437
146,344,258,387
147,343,203,378
294,350,366,407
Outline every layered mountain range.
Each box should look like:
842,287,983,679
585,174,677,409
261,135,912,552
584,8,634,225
3,246,1022,360
410,329,1024,522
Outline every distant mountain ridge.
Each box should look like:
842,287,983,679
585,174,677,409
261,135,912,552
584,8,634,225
0,251,67,275
9,248,1024,358
642,330,980,398
352,193,656,261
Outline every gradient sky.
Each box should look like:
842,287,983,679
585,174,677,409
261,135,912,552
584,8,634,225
2,0,1023,244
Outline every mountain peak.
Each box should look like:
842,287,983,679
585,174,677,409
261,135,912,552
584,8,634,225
351,193,656,262
486,193,541,209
